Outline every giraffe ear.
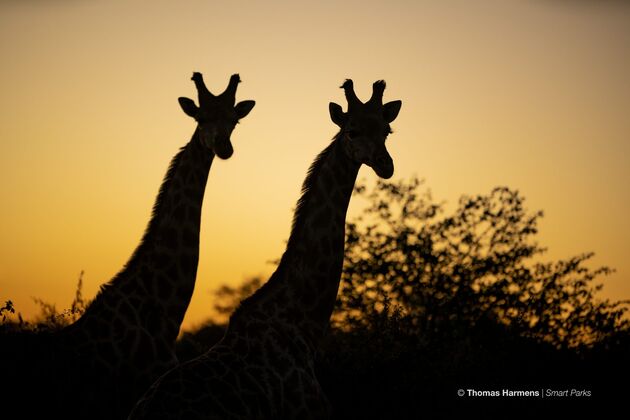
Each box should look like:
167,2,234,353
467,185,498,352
178,97,198,118
329,102,346,127
235,100,255,120
383,100,402,123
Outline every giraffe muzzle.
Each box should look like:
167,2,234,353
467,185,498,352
371,153,394,179
214,137,234,160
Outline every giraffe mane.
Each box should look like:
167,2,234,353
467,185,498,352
137,146,187,251
287,135,339,250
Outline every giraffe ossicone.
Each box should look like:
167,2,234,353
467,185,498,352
0,73,254,420
129,79,402,419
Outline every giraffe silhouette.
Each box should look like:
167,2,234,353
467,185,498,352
128,79,402,419
0,73,255,420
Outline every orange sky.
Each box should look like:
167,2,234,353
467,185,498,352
1,0,629,330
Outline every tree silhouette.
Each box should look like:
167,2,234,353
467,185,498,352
336,176,628,349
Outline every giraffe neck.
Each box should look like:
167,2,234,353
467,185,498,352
231,134,359,345
71,128,213,342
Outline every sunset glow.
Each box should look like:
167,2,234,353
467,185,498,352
1,0,629,330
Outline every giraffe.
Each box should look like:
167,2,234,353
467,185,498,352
128,79,402,419
0,73,255,420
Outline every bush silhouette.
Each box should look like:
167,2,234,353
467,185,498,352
0,271,87,332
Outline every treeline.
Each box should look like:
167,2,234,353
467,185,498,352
3,178,627,416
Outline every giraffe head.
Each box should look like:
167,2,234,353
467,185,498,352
178,73,255,159
329,79,402,179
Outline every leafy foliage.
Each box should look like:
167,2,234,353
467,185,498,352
337,177,629,349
